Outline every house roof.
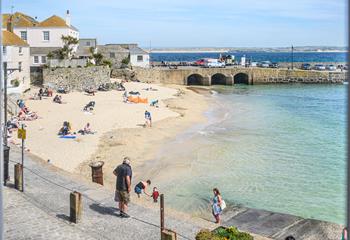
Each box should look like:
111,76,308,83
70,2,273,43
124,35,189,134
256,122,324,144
3,13,79,31
129,47,148,55
30,47,61,55
2,12,38,28
98,45,129,53
37,15,78,31
2,30,29,46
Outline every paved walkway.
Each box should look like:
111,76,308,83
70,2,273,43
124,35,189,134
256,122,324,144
4,146,215,240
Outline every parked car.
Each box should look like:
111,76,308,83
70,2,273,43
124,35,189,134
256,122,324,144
250,62,258,67
301,63,312,70
259,61,271,68
314,64,326,70
326,65,337,71
194,59,206,66
270,62,279,68
203,58,225,68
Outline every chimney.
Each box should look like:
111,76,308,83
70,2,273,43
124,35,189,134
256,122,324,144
65,10,71,26
6,15,13,32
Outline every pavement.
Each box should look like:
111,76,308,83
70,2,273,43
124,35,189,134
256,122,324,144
3,146,216,240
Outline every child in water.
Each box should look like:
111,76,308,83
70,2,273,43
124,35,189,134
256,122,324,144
152,187,159,202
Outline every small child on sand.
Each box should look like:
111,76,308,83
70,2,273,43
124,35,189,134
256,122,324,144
152,187,159,203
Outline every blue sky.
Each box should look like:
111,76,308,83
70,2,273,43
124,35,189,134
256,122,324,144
3,0,347,48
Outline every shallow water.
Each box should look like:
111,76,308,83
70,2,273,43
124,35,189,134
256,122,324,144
154,84,346,224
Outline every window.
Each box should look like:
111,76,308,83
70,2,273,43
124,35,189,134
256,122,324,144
110,52,115,58
3,46,7,55
43,31,50,41
137,55,143,62
34,56,39,64
18,62,22,72
86,41,91,46
41,56,46,64
19,47,23,54
20,31,27,40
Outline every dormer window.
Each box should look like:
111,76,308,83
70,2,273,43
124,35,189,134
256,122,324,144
43,31,50,41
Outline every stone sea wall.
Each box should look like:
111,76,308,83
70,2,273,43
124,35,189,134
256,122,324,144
43,66,111,91
134,67,347,85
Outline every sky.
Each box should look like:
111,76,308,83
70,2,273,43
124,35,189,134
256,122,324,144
3,0,348,48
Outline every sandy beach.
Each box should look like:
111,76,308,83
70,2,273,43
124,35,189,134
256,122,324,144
13,80,209,181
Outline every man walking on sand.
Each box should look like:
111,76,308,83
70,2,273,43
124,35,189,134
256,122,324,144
113,157,132,218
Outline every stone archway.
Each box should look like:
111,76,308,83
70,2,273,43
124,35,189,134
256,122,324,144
234,73,249,84
187,74,204,85
211,73,227,85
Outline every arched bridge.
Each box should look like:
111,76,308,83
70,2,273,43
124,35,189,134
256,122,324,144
186,71,250,85
134,67,346,85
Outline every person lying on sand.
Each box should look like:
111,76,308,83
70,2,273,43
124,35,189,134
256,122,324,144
85,87,96,96
129,91,140,95
134,180,151,198
83,101,95,112
17,109,38,121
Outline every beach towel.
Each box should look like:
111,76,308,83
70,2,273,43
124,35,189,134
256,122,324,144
59,135,76,139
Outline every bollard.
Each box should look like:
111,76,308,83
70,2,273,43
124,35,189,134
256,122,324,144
3,145,10,185
161,229,177,240
14,163,23,192
70,191,82,223
89,161,104,185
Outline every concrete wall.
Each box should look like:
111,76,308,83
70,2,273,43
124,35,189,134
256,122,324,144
43,66,110,91
134,67,346,85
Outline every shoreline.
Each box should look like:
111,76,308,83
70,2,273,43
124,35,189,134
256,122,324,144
77,84,211,188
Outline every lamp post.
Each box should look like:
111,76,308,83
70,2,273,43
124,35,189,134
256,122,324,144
291,45,294,70
0,1,4,239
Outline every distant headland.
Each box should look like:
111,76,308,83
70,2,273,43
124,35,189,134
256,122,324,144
150,46,347,53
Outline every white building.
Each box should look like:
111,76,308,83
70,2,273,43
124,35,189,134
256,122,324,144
2,30,30,93
129,47,150,68
3,11,79,67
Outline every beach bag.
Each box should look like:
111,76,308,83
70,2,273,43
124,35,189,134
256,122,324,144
221,200,227,210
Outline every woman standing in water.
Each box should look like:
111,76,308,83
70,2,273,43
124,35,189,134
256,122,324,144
212,188,223,224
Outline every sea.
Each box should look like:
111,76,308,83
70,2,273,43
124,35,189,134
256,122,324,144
153,84,346,224
150,51,347,63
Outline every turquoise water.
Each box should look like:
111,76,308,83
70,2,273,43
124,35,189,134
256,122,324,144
154,84,347,224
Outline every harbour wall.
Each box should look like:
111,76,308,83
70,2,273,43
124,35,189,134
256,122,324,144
134,67,347,85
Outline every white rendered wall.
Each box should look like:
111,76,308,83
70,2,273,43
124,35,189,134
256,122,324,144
130,54,150,68
14,27,79,48
3,45,30,92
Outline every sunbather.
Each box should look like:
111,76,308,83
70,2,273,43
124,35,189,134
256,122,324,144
58,121,71,136
78,123,94,135
83,101,95,111
53,95,62,104
85,87,96,96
